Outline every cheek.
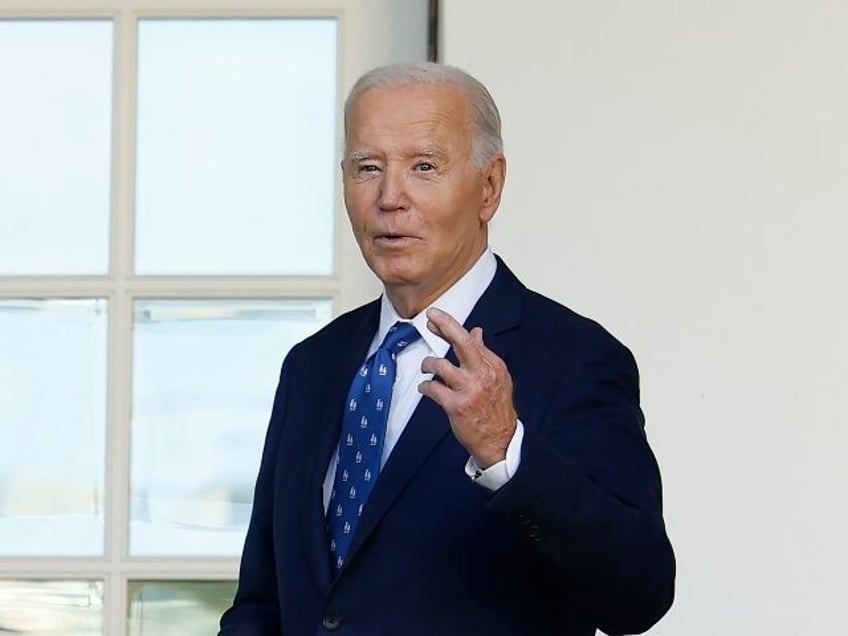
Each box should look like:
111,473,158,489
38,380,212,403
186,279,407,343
344,192,369,227
346,212,370,251
344,181,370,213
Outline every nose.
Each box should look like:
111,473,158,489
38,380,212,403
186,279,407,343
377,165,408,212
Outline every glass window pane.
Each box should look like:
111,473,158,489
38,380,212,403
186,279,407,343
0,580,103,634
134,19,338,275
130,298,331,556
0,300,107,556
0,20,112,275
127,580,235,636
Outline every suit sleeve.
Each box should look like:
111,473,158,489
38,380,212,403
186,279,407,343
219,358,291,635
488,334,675,635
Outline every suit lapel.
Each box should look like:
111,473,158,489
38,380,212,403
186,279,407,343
342,258,526,570
302,300,380,591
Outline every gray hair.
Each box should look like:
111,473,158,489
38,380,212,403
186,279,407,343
343,61,503,169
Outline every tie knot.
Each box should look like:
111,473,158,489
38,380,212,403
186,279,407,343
380,321,420,354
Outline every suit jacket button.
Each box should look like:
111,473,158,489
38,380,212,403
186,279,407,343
527,524,542,541
322,611,342,630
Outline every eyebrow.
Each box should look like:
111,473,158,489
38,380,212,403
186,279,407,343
346,146,449,164
415,146,448,161
347,151,376,164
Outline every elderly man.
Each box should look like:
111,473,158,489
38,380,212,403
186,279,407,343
220,62,675,635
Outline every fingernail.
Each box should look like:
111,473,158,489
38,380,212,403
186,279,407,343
427,307,443,318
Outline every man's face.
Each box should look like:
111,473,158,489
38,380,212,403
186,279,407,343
343,83,503,316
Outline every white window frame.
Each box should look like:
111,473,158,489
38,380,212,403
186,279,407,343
0,0,425,631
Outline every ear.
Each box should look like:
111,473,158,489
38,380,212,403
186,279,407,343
479,154,506,223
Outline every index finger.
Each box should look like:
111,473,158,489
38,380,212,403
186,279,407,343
426,307,482,368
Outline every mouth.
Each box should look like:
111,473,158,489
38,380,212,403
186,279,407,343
374,232,418,246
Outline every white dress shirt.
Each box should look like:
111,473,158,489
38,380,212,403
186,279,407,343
322,249,524,510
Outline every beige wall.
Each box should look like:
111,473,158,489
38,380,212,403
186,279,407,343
443,1,848,633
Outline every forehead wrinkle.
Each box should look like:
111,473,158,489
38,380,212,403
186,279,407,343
347,92,476,162
395,115,475,163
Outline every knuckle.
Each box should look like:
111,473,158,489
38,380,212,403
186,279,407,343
428,357,448,374
454,396,475,417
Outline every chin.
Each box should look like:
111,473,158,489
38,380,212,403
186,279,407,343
374,268,418,288
368,260,421,288
366,250,411,273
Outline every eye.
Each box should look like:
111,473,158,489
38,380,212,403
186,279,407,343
358,164,380,174
415,162,435,172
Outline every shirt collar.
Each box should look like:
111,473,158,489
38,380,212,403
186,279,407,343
373,248,498,357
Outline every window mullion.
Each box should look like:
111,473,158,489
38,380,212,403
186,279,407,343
108,8,134,634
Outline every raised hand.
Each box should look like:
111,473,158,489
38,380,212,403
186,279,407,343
418,307,518,468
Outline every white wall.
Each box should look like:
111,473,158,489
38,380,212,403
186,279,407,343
443,1,848,634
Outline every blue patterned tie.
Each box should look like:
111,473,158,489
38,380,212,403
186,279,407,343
327,321,420,573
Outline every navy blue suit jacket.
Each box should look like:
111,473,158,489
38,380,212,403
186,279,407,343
220,258,675,635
